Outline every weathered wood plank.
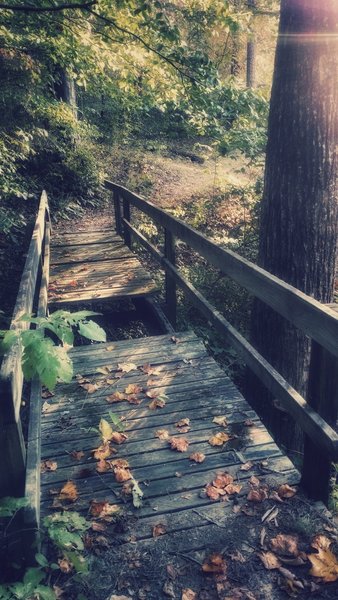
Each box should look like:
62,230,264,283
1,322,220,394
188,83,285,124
50,242,132,264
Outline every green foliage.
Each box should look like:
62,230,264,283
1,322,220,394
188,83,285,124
0,310,106,390
0,568,55,600
0,497,28,518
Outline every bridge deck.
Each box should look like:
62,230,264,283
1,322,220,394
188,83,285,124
49,228,158,305
40,332,299,547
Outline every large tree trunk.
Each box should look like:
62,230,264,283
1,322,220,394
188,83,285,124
250,0,338,455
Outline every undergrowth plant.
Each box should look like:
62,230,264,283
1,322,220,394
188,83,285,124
0,310,106,391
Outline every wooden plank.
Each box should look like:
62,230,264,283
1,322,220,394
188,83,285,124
164,228,177,327
50,242,133,265
49,283,158,304
50,257,143,277
52,232,119,247
105,181,338,358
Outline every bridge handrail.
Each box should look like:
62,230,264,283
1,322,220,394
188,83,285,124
105,179,338,502
0,191,50,495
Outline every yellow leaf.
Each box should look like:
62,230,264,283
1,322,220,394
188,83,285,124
212,415,228,427
308,547,338,583
99,418,113,442
208,431,231,446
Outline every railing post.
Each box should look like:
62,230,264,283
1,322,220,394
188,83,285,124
113,189,122,236
122,195,131,248
164,228,177,328
301,341,338,503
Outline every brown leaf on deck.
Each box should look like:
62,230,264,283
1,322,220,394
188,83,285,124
170,437,189,452
270,534,299,557
114,467,132,482
70,450,84,461
182,589,197,600
155,429,170,440
189,452,205,463
149,397,166,409
118,362,137,373
58,481,78,502
212,415,228,427
89,500,120,518
176,418,190,427
106,391,126,403
277,484,297,499
40,460,58,473
125,383,142,395
209,431,232,446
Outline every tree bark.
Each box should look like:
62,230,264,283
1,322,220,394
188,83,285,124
246,0,256,87
250,0,338,454
54,67,77,117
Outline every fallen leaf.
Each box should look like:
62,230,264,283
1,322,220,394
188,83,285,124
110,431,128,445
308,535,338,582
270,534,299,557
91,521,107,532
41,388,54,399
212,415,228,427
105,345,115,351
107,596,131,600
202,553,227,574
223,589,256,600
40,460,58,473
58,481,78,502
277,484,297,499
114,467,132,482
92,442,115,460
58,557,73,573
249,476,260,486
127,394,142,405
189,452,205,463
70,450,84,461
205,484,223,501
225,483,242,495
182,590,197,600
155,429,170,440
106,378,117,385
240,461,254,471
209,431,232,446
97,366,112,375
141,363,160,375
153,523,167,537
178,426,190,433
96,460,111,473
106,391,126,403
99,418,113,442
258,551,281,570
125,383,142,395
247,488,268,503
149,397,166,409
110,458,130,469
90,500,120,518
171,336,180,344
244,419,254,427
118,362,137,373
81,383,98,394
163,580,175,598
176,418,190,427
146,389,159,399
170,437,189,452
213,473,233,488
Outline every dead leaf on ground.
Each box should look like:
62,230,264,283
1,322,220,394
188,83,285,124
141,363,161,375
146,389,159,399
163,580,175,598
155,429,170,440
270,534,299,557
96,460,111,473
213,473,233,488
176,418,190,427
153,523,167,537
308,535,338,583
182,589,197,600
149,397,166,409
258,551,281,570
110,431,128,445
244,419,254,427
125,383,142,395
189,452,205,463
249,475,260,486
205,484,226,501
92,442,115,460
247,488,268,503
40,460,57,473
170,437,189,452
277,484,297,499
58,481,78,502
80,382,98,394
118,362,137,373
90,500,120,518
240,461,254,471
99,418,113,442
70,450,84,461
223,589,256,600
127,394,142,405
212,415,228,427
58,557,73,573
106,391,126,403
202,553,227,574
91,521,107,532
114,467,132,482
97,366,112,375
110,458,130,469
209,431,232,446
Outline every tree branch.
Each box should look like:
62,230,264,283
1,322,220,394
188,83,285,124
0,1,96,12
88,8,199,84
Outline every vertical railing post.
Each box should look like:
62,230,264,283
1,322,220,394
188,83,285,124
301,341,338,503
113,188,122,237
122,195,131,248
164,228,177,328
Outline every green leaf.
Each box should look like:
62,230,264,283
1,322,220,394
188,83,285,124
64,551,88,574
78,320,106,342
35,553,49,568
0,496,28,517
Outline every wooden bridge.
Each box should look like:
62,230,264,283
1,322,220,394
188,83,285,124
0,184,338,561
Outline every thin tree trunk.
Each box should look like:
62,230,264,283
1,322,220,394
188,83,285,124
54,67,77,117
246,38,255,87
249,0,338,455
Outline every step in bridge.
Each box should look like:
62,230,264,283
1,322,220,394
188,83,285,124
0,184,337,562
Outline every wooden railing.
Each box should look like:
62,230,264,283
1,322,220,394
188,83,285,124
0,191,50,499
106,180,338,503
